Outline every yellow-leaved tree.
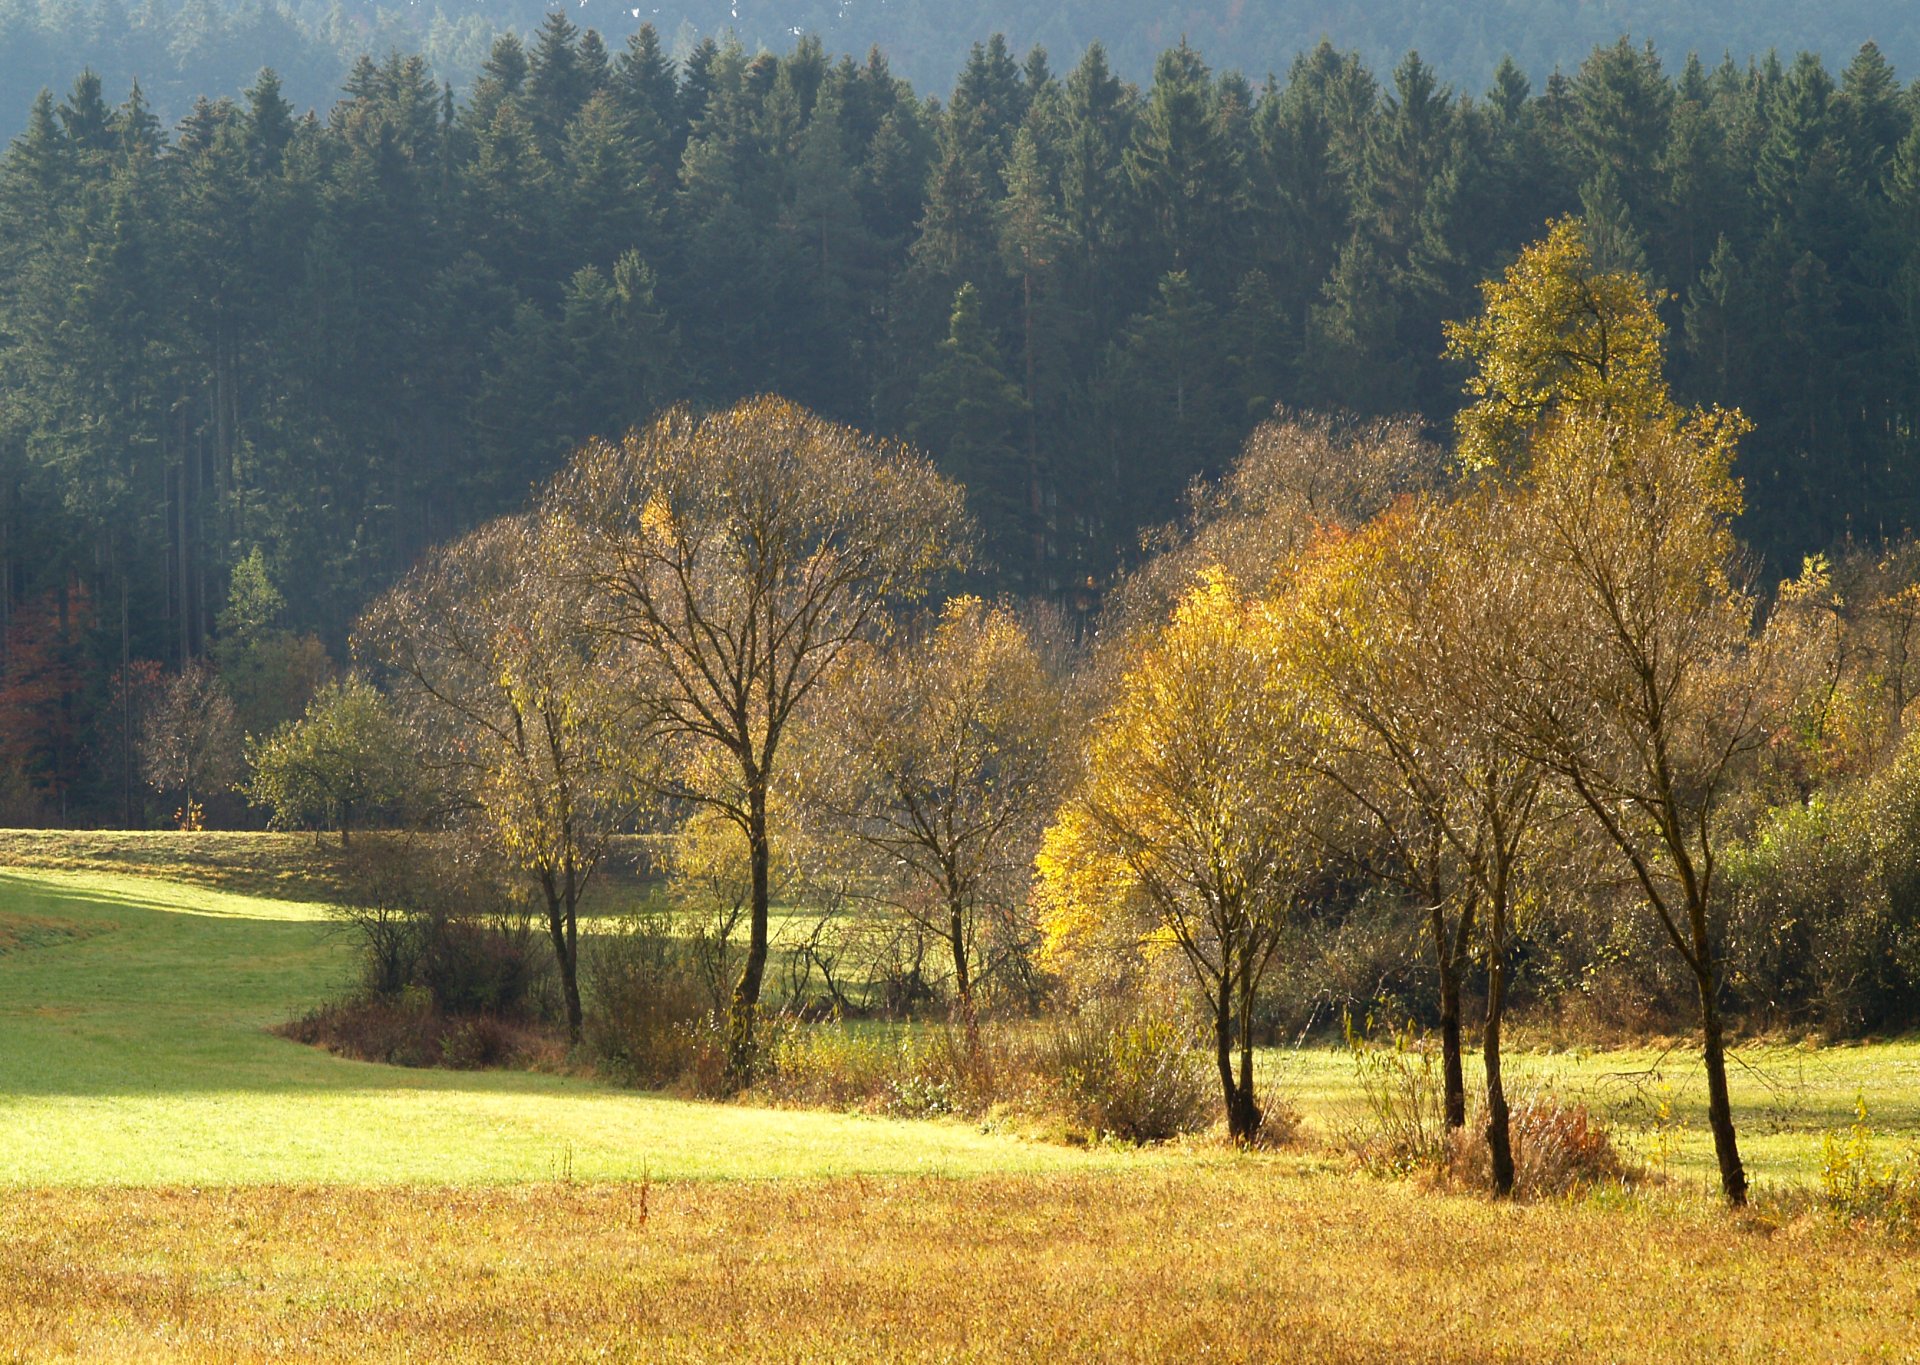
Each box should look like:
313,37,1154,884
1034,571,1331,1140
1291,499,1549,1195
794,596,1067,1008
1450,218,1772,1204
356,515,628,1043
1443,214,1671,471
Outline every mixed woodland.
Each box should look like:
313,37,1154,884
11,17,1920,1207
11,23,1920,827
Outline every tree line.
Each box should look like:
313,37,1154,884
9,21,1920,822
205,221,1920,1212
6,0,1918,139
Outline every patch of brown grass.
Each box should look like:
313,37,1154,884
0,1167,1913,1363
0,913,105,955
0,829,663,907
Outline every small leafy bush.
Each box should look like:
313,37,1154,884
278,990,539,1070
1047,998,1213,1143
581,914,723,1089
1342,1018,1448,1177
1821,1098,1920,1238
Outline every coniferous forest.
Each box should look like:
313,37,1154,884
5,18,1920,823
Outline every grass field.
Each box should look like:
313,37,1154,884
0,866,1134,1186
2,842,1918,1361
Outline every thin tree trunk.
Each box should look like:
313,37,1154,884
1484,878,1514,1197
545,872,584,1045
1695,954,1748,1206
948,893,971,1004
727,778,772,1085
1433,900,1467,1130
1235,961,1262,1141
1213,970,1238,1134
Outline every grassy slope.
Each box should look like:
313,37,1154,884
5,849,1920,1189
0,867,1139,1186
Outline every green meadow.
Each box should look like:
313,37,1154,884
3,859,1918,1192
0,867,1137,1186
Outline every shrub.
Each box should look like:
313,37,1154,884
581,913,723,1089
1446,1091,1632,1197
336,839,553,1021
1820,1098,1920,1238
1342,1018,1449,1177
1047,998,1213,1143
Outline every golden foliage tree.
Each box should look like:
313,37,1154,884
795,596,1067,1007
1035,572,1330,1140
356,515,625,1042
1292,501,1549,1194
1491,407,1767,1205
1443,215,1671,470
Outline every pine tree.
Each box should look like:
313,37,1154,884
1125,41,1241,284
909,283,1030,584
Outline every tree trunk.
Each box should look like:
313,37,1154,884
727,778,772,1085
1215,970,1261,1141
1695,960,1748,1206
1484,893,1514,1198
1433,905,1466,1130
948,897,971,1004
547,872,584,1045
1213,973,1238,1134
1234,966,1262,1142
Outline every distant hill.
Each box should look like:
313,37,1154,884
5,0,1918,136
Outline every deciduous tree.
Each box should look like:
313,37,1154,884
1036,571,1330,1139
542,397,968,1079
357,515,626,1043
796,596,1065,1007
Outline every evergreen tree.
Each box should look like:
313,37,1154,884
909,283,1031,583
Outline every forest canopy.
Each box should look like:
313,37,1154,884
3,0,1918,135
5,19,1920,823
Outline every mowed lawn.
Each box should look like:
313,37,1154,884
3,859,1920,1362
0,867,1137,1186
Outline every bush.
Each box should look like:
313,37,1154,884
1341,1019,1449,1177
277,990,545,1070
581,913,725,1089
1820,1098,1920,1238
1047,998,1214,1143
761,1021,947,1115
1446,1091,1632,1197
336,838,553,1022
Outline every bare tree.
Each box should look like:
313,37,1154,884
137,658,242,825
542,397,968,1080
356,515,625,1044
794,596,1067,1009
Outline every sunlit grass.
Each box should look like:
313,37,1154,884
3,1170,1916,1363
0,868,1142,1186
5,857,1920,1360
1261,1035,1920,1191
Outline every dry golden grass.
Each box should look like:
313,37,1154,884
3,1164,1916,1363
